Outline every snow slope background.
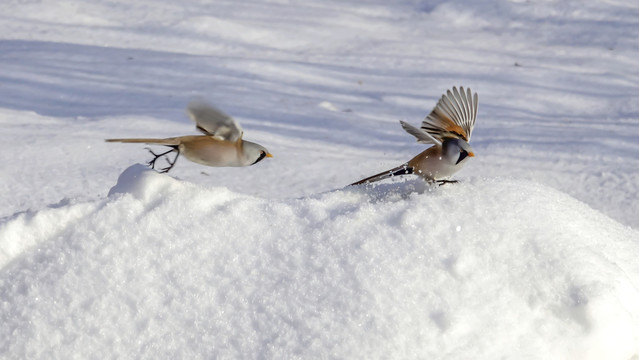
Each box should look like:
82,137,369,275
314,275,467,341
1,0,639,358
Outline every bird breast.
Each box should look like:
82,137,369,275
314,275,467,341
178,136,242,167
408,146,467,181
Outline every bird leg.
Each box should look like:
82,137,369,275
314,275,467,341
159,149,180,173
146,146,180,173
436,179,459,186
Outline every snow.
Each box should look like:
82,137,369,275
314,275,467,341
3,165,638,359
1,0,639,358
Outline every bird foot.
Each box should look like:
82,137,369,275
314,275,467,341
436,179,459,186
146,147,180,173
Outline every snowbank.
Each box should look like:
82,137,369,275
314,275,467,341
1,165,638,359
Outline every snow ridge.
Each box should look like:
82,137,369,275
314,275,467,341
1,165,638,359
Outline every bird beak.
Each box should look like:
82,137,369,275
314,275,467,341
266,153,273,158
468,152,475,157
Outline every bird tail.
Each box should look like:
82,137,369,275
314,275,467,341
105,137,181,146
350,163,414,186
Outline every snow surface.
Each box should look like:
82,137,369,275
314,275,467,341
1,0,639,358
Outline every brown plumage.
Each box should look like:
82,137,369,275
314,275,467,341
351,86,478,186
106,102,272,173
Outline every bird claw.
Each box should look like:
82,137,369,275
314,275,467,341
436,179,459,186
158,155,179,173
145,147,179,173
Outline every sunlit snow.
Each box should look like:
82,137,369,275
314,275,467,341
1,0,639,359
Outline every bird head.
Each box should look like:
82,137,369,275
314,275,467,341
243,141,273,166
442,138,475,165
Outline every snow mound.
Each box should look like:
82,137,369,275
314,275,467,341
1,165,638,359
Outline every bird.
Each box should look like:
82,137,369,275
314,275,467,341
351,86,477,186
106,102,272,173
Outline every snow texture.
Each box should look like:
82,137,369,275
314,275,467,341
1,0,639,359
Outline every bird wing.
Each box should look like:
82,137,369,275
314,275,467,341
400,120,442,146
187,101,243,142
420,86,477,142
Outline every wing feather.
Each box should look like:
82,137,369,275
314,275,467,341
446,89,465,124
400,121,442,146
187,101,243,142
420,86,478,142
454,87,469,122
472,91,478,133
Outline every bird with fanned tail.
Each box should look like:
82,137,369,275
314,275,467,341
351,86,477,186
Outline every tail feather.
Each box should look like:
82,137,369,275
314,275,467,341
350,164,414,186
105,137,180,146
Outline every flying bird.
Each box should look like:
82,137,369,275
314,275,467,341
351,86,477,186
107,102,272,173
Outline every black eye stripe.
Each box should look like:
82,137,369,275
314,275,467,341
456,150,468,165
252,151,267,165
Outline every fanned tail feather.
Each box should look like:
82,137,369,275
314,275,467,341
350,164,414,186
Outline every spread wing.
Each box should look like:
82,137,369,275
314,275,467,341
400,120,442,146
187,101,243,142
420,86,478,142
